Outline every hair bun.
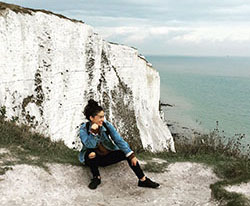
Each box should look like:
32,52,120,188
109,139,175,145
88,99,98,106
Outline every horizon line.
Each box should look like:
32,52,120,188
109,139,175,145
144,54,250,58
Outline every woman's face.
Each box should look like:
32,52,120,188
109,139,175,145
90,110,105,127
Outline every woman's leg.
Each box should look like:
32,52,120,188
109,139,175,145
126,160,145,180
84,149,102,189
85,150,159,189
99,150,145,180
84,149,101,178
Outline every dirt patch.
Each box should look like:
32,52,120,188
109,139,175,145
225,183,250,200
0,161,220,205
0,148,10,154
0,148,18,163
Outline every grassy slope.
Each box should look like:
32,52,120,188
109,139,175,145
0,116,81,174
0,1,83,23
1,111,250,205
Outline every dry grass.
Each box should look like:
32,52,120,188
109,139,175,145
138,121,250,206
0,1,83,23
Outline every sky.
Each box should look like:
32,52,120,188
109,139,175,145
2,0,250,56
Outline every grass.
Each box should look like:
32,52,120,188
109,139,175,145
141,161,169,173
0,114,81,174
1,110,250,205
0,1,83,23
138,122,250,206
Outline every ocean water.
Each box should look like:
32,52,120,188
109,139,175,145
146,55,250,142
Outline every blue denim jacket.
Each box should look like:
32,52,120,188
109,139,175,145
79,120,133,163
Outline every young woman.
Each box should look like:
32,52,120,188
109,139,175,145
79,99,160,189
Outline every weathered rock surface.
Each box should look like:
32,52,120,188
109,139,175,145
0,2,175,152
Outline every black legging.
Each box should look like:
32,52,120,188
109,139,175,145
84,149,145,179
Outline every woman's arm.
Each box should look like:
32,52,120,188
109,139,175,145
104,121,134,157
79,124,98,148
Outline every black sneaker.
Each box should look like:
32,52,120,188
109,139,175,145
88,177,101,189
138,177,160,188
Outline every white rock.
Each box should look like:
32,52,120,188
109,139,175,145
0,4,175,153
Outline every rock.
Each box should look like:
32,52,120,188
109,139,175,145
0,2,175,153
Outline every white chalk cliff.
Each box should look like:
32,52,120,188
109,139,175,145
0,2,175,152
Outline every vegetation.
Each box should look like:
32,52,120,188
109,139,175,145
1,106,250,205
138,121,250,206
0,107,80,175
0,1,82,23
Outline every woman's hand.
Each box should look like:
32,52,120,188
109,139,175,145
90,123,99,134
131,156,138,166
91,123,99,130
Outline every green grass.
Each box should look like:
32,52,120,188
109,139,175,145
141,161,169,173
0,117,81,174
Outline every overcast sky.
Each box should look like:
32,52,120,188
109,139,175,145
3,0,250,56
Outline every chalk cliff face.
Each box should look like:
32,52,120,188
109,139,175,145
0,3,175,152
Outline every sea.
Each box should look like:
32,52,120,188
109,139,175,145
146,55,250,144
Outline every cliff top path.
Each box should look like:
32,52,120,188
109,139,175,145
0,148,220,206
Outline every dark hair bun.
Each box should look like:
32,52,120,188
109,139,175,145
88,99,99,106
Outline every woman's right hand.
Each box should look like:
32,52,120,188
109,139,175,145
91,123,99,130
131,156,138,166
90,123,99,134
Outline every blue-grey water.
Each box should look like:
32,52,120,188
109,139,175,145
146,55,250,143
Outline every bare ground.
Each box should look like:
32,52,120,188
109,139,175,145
0,148,221,206
225,183,250,200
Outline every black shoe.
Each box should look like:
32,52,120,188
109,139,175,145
138,177,160,188
88,177,101,189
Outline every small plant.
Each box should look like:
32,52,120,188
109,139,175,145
11,116,19,123
0,106,6,119
142,162,169,173
0,166,13,175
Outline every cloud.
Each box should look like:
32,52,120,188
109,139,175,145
172,25,250,43
93,23,250,56
214,4,250,15
96,24,250,44
2,0,250,56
